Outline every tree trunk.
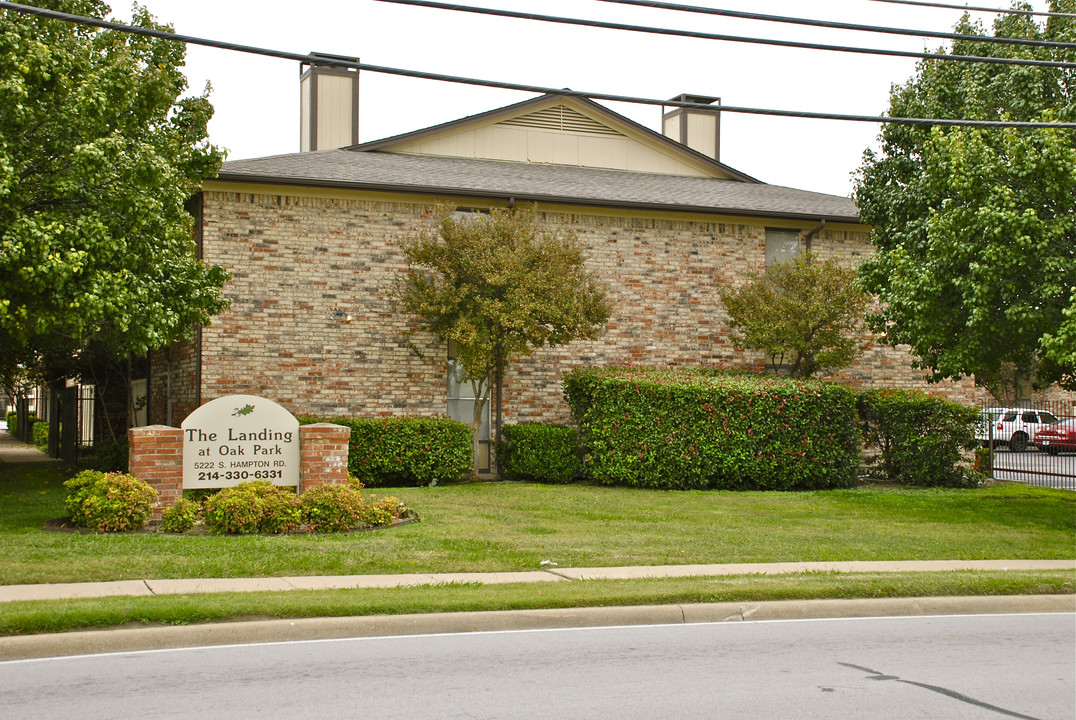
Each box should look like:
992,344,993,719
470,377,490,477
493,342,504,479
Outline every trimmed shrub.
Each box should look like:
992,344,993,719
300,483,367,533
298,416,472,487
161,497,201,533
203,481,301,534
562,366,861,491
32,420,50,450
499,423,581,483
858,389,981,488
63,470,157,532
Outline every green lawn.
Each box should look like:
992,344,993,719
1,461,1072,636
1,462,1073,585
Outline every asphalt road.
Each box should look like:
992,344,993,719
2,612,1072,719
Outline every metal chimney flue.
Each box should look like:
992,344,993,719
300,53,360,152
662,94,721,162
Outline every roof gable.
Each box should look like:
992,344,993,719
355,94,756,182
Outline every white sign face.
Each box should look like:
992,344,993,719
181,395,300,489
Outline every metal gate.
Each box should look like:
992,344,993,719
980,401,1076,490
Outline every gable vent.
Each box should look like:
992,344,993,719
499,105,624,137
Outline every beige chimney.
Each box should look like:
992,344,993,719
662,94,721,162
300,53,360,152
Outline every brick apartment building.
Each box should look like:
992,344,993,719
146,67,998,468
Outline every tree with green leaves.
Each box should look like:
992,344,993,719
719,253,871,379
854,1,1076,398
393,205,611,474
0,1,230,401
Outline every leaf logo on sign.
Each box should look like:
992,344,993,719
232,404,255,417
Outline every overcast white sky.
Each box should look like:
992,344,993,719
116,0,1056,197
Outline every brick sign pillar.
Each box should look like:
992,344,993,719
129,422,350,523
129,426,183,523
299,423,352,492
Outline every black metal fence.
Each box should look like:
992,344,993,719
980,401,1076,491
8,384,96,461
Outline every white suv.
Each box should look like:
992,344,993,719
979,407,1062,452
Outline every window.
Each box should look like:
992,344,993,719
762,228,803,374
765,228,801,269
446,340,491,472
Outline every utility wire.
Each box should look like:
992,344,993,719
595,0,1076,49
868,0,1076,19
372,0,1076,68
2,1,1074,129
374,0,1076,68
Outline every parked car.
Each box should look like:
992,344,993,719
975,408,1007,445
1033,419,1076,455
979,408,1062,452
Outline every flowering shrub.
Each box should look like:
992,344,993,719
161,497,201,533
63,470,157,532
359,494,404,527
300,483,366,533
203,481,301,534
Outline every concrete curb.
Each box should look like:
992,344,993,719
2,595,1072,662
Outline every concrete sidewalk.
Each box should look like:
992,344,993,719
0,423,61,464
2,559,1073,603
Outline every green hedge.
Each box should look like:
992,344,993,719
81,437,129,473
298,416,472,487
6,409,36,437
32,419,50,450
857,389,981,487
563,367,861,490
499,423,581,484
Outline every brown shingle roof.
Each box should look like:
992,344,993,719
216,149,860,223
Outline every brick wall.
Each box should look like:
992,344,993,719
198,192,445,421
148,338,200,427
192,189,1062,431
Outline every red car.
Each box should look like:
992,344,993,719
1033,419,1076,455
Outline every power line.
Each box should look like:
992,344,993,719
374,0,1076,68
1,1,1073,129
868,0,1076,19
595,0,1076,49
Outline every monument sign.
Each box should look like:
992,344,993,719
181,395,300,489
